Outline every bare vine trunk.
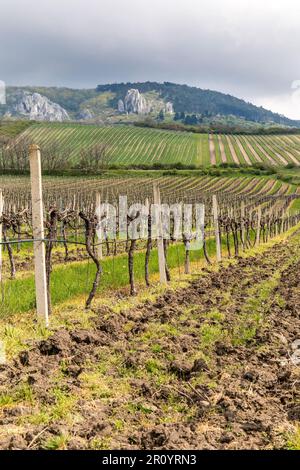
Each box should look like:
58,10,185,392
3,230,16,279
45,209,58,315
203,229,211,265
163,239,171,281
79,212,102,309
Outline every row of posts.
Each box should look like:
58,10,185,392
0,145,288,327
0,146,169,326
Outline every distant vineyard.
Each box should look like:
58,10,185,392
1,172,300,314
8,123,300,167
0,174,296,209
20,123,208,166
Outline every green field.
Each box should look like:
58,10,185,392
21,123,209,166
1,121,300,168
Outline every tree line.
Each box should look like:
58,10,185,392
0,135,111,172
135,118,300,135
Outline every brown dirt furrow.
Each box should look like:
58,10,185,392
241,136,263,163
258,137,288,166
234,136,252,165
272,138,300,166
209,134,216,165
225,135,239,164
249,137,277,166
218,135,227,163
0,233,300,450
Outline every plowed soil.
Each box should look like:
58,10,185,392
0,232,300,450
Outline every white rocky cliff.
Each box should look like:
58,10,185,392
12,91,70,121
124,89,149,114
118,89,174,116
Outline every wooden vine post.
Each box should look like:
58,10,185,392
153,184,167,284
212,195,221,262
29,145,49,326
255,205,262,247
0,190,3,283
241,200,245,250
95,192,103,260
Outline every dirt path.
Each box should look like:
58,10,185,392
234,136,252,165
1,233,300,450
256,137,288,166
241,136,263,163
209,134,216,165
249,137,277,166
225,135,240,164
277,137,300,165
218,135,227,163
286,135,300,148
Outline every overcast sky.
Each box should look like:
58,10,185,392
1,0,300,118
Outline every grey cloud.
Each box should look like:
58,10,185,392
0,0,300,117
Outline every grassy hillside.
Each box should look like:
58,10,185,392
22,123,209,166
20,123,300,168
96,82,300,127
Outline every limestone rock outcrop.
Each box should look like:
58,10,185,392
120,89,174,116
13,91,70,121
124,89,149,114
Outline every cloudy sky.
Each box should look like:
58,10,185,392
1,0,300,118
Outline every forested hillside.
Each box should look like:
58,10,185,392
2,82,300,127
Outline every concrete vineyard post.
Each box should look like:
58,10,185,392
29,145,49,326
95,192,103,260
212,195,221,262
153,184,167,284
255,206,261,247
0,190,3,283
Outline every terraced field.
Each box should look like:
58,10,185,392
18,123,300,167
208,134,300,167
21,123,209,166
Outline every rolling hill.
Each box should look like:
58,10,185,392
1,82,300,127
9,122,300,168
